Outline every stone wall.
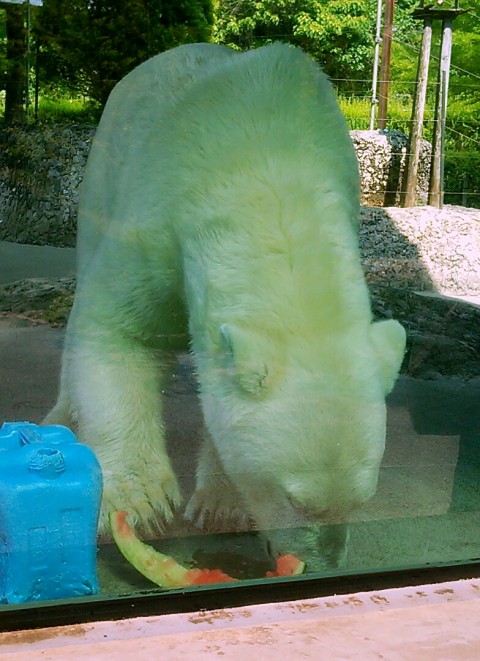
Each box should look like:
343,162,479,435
0,125,94,247
0,126,431,247
351,129,431,207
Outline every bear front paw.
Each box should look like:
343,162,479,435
184,486,253,533
98,462,182,539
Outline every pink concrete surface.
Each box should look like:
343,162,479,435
1,578,480,659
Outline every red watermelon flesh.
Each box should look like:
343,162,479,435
266,553,306,577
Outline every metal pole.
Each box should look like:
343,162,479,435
428,19,453,208
378,0,395,129
402,18,433,207
369,0,383,130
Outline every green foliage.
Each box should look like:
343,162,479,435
450,0,480,92
340,94,479,147
390,0,480,101
213,0,374,85
34,0,214,106
444,151,480,208
447,96,480,149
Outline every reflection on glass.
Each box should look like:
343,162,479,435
0,26,479,609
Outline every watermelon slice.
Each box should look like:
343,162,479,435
109,511,237,588
109,511,305,588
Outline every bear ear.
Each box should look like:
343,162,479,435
220,324,269,395
369,319,406,394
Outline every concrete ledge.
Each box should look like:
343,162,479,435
1,579,480,659
0,241,75,286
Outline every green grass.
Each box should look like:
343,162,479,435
28,95,101,124
339,94,480,152
339,95,439,143
0,93,99,125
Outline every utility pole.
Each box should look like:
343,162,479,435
378,0,395,129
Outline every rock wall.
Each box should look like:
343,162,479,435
0,125,94,247
0,126,431,247
351,129,431,207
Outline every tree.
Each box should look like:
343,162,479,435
213,0,374,87
4,3,27,124
34,0,214,107
450,0,480,96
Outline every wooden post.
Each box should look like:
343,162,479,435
402,17,432,207
378,0,395,130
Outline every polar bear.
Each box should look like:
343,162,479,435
45,43,405,559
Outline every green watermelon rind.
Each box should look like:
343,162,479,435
109,511,237,588
109,511,192,588
109,511,305,588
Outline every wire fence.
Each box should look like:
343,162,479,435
0,24,479,207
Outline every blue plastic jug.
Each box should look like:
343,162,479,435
0,422,103,604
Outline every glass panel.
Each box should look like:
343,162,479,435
0,2,479,613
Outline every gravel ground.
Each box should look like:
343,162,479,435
360,205,480,295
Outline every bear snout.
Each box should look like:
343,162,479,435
287,494,332,521
287,493,368,522
286,471,378,522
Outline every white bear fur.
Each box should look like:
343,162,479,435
44,43,406,547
